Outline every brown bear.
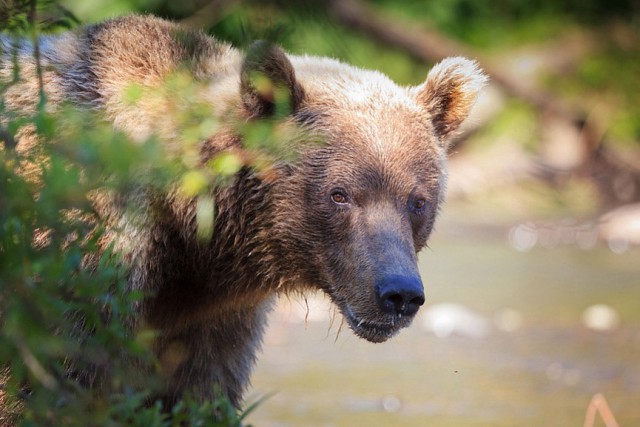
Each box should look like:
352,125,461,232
1,15,486,410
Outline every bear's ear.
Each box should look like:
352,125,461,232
240,41,305,119
414,57,488,144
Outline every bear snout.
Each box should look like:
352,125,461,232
375,274,425,317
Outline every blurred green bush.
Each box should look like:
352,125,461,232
0,2,264,425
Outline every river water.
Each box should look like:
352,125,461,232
246,213,640,427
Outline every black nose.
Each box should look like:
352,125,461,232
375,275,425,316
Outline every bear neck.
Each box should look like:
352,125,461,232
207,168,298,300
210,166,316,298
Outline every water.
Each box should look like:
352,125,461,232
246,215,640,427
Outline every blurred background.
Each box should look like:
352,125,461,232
8,0,640,425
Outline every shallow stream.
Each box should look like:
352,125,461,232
247,214,640,426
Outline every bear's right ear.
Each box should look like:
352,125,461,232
414,57,488,145
240,41,305,119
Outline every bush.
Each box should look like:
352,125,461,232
0,3,266,425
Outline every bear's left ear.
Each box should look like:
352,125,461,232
240,41,305,119
413,57,488,144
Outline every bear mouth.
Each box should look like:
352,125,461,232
342,305,413,343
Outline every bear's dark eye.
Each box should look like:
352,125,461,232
411,196,428,213
330,189,349,205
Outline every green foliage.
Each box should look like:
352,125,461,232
1,0,79,33
370,0,639,46
0,104,259,425
0,3,287,425
560,48,640,145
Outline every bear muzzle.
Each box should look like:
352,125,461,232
375,274,425,317
339,274,424,343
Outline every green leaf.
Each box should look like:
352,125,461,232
196,194,215,241
181,170,209,197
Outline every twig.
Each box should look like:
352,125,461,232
14,337,58,391
583,393,620,427
179,0,238,30
27,0,45,108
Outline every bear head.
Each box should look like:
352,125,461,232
239,42,487,343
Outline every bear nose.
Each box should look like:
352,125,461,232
375,275,425,316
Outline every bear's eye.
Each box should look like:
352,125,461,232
330,189,349,205
411,197,428,213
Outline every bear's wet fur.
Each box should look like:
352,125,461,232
1,15,487,408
